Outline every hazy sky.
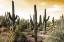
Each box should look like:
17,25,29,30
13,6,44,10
0,0,64,21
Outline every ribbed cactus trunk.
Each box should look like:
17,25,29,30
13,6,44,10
52,17,54,28
39,15,42,24
44,9,46,33
12,0,14,16
34,5,37,42
43,9,50,34
12,0,15,26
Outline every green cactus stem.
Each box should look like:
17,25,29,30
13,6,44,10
43,9,50,34
38,15,42,27
34,5,37,42
9,0,17,26
52,17,54,28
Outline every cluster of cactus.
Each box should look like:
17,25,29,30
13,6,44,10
30,4,43,42
7,0,20,30
52,17,54,28
9,0,17,26
43,9,50,34
5,12,12,28
30,5,42,42
30,13,42,30
5,0,20,29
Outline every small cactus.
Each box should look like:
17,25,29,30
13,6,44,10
52,17,54,28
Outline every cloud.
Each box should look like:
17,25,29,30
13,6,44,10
47,4,63,12
41,2,46,5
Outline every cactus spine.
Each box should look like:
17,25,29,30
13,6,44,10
9,0,17,26
43,9,50,34
52,17,54,28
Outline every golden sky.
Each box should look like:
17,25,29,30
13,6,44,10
0,0,64,21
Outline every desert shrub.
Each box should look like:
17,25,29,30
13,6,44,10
44,27,64,42
38,25,43,31
19,18,29,31
13,30,27,42
27,30,34,35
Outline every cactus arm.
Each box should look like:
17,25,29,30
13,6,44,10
15,15,17,20
43,16,45,23
30,18,34,27
37,23,40,27
8,12,12,20
37,15,42,27
52,17,54,27
16,15,20,25
46,16,50,21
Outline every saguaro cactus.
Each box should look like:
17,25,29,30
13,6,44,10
29,5,42,42
34,5,37,42
61,14,64,28
43,9,50,34
52,17,54,28
9,0,17,26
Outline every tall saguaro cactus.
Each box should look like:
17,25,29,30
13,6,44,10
34,5,37,42
43,9,50,34
52,17,54,28
9,0,17,26
30,5,38,42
